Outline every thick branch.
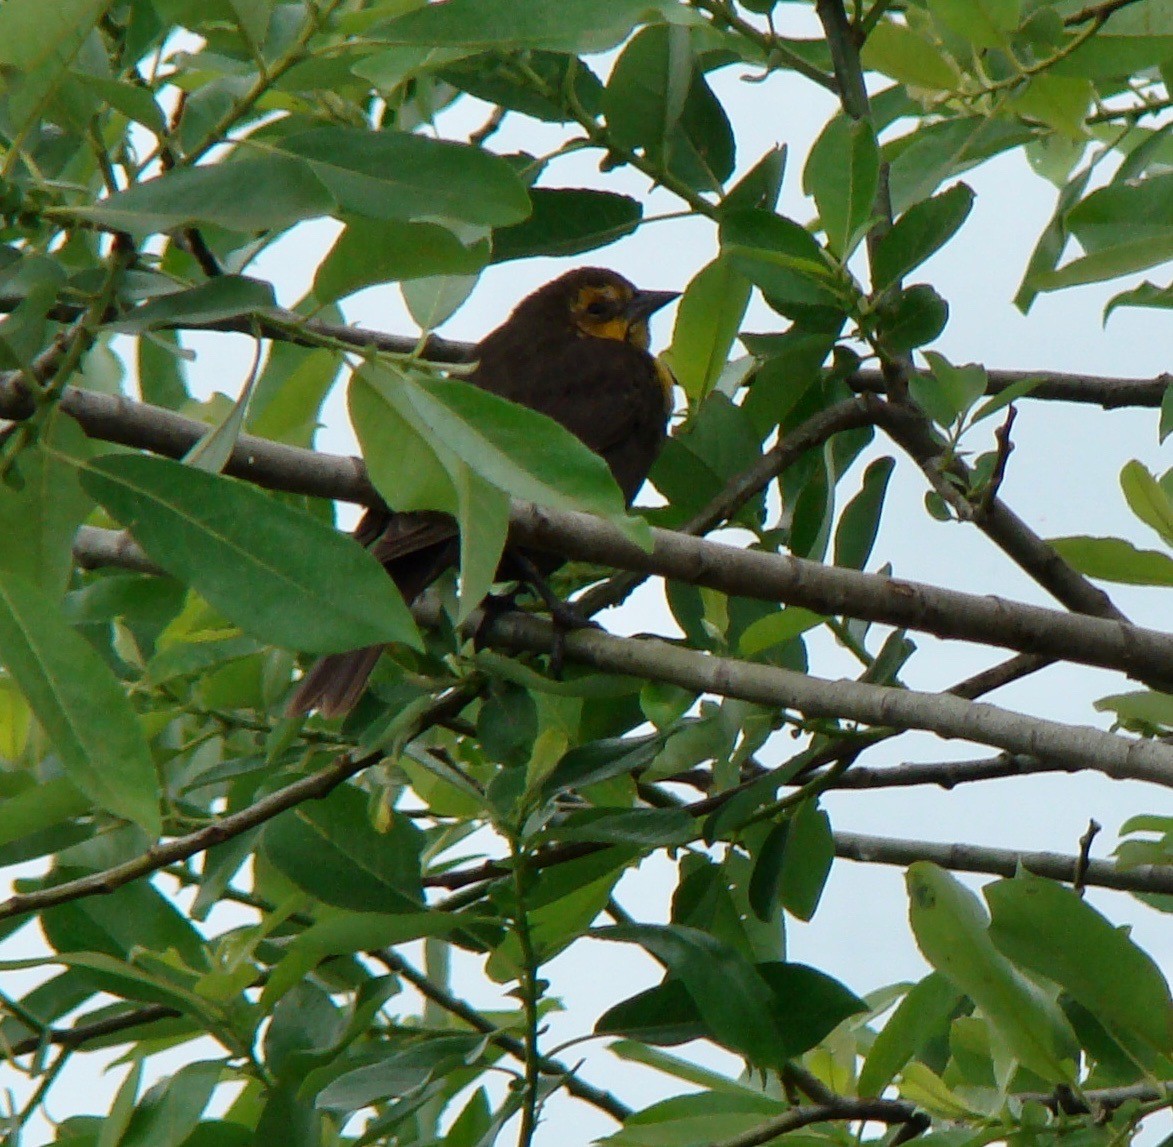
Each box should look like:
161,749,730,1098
455,608,1173,787
508,504,1173,687
3,305,1166,409
834,830,1173,893
72,502,1173,696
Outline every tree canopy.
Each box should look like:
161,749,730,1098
0,0,1170,1145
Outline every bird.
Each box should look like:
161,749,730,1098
288,266,679,717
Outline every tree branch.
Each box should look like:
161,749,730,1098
866,396,1130,622
848,368,1171,409
710,1097,926,1147
834,830,1173,893
0,685,476,924
6,1004,182,1057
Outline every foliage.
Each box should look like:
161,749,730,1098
0,1,1170,1145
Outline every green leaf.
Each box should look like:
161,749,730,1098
987,873,1173,1053
43,876,208,968
861,21,959,90
593,923,787,1067
1048,535,1173,586
803,115,879,259
1068,172,1173,253
0,412,91,597
541,734,662,799
349,364,506,620
929,0,1020,49
871,183,974,290
75,74,168,134
604,22,691,159
834,456,895,570
662,256,752,401
1034,233,1173,290
1095,689,1173,733
1014,167,1092,313
859,972,963,1096
112,276,277,332
598,960,864,1060
80,454,422,653
276,128,531,227
545,807,694,847
263,912,466,1008
0,776,90,851
0,572,160,835
373,0,673,54
721,209,843,309
906,862,1079,1083
0,0,107,70
970,375,1045,424
263,784,424,914
1105,280,1173,322
314,218,489,303
885,117,1032,214
356,362,637,526
119,1061,221,1147
748,821,789,922
875,283,948,352
738,607,823,658
1120,459,1173,547
74,155,336,236
491,188,642,263
913,351,987,424
775,799,834,921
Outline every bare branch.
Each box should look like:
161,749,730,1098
7,1005,181,1057
834,830,1173,893
453,607,1173,787
709,1097,926,1147
849,368,1171,409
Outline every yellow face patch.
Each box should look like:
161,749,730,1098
572,282,639,344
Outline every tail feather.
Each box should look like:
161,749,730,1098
286,645,385,718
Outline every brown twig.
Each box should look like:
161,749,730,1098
978,404,1016,515
1072,818,1102,895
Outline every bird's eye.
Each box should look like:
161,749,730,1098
585,298,612,317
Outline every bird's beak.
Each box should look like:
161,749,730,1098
626,289,680,322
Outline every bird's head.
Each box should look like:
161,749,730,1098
562,268,679,350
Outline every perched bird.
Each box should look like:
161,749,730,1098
289,267,678,716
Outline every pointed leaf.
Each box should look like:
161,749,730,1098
804,115,879,259
986,872,1173,1053
593,923,786,1067
0,572,160,835
1120,459,1173,547
663,256,752,401
906,862,1079,1083
872,183,974,290
263,784,424,914
277,128,531,226
80,454,421,653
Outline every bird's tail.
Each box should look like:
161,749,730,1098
286,645,385,718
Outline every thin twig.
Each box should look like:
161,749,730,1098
1072,818,1102,895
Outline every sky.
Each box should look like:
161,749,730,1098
5,8,1172,1144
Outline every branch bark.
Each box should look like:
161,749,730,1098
834,830,1172,892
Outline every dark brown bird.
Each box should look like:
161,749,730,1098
289,267,678,716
